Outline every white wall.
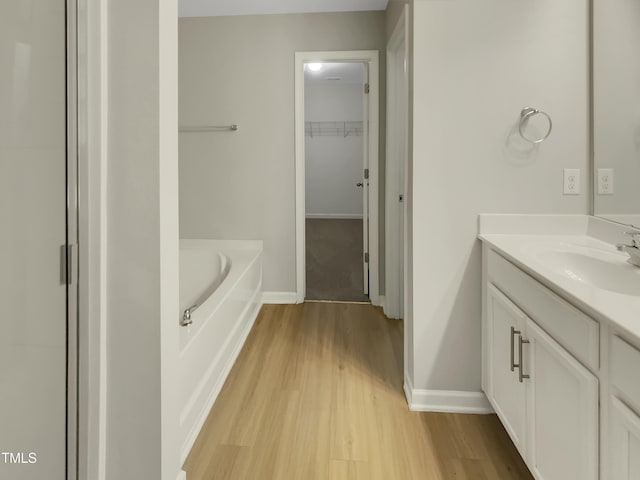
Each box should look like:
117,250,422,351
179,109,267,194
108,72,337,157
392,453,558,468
305,83,364,218
593,0,640,220
106,1,180,479
410,0,589,394
178,12,386,294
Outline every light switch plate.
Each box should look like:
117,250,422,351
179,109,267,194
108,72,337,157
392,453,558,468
597,168,614,195
563,168,580,195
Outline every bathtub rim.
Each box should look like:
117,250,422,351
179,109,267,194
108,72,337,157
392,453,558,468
178,239,263,354
179,251,231,326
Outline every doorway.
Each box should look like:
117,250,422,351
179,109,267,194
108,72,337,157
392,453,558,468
295,51,380,305
304,62,369,302
0,1,78,478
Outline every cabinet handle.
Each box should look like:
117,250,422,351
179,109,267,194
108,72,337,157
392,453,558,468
518,335,530,383
510,327,520,372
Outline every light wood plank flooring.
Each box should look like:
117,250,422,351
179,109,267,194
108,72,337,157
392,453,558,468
183,303,532,479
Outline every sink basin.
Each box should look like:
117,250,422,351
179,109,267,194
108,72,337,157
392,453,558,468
535,249,640,296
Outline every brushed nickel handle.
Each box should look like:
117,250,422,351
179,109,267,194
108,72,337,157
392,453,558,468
510,327,520,372
518,335,530,383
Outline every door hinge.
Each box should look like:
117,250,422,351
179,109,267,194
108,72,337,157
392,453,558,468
364,252,369,263
364,168,369,180
364,83,370,94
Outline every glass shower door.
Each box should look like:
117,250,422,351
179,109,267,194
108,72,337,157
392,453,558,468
0,1,71,479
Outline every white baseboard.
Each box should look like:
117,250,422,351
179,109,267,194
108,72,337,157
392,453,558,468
377,295,385,310
177,470,187,480
262,291,297,304
404,374,493,414
305,213,363,220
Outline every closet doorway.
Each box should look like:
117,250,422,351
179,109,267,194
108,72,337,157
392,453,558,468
294,51,380,304
305,62,368,301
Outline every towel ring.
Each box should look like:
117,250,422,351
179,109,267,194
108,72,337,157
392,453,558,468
518,107,552,144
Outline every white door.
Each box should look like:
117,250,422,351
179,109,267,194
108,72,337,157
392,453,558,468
0,1,71,479
384,16,408,319
610,396,640,480
398,139,405,318
396,43,407,319
524,319,599,480
361,64,370,295
486,285,528,454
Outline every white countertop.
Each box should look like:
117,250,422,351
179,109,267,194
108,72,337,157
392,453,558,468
479,232,640,343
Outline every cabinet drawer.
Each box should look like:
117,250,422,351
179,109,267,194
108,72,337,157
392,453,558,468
487,249,599,372
611,335,640,413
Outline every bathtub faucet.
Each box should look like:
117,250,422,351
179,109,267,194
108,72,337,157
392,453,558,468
181,304,198,326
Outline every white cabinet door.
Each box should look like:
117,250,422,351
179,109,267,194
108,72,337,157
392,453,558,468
610,396,640,480
486,284,527,454
524,319,599,480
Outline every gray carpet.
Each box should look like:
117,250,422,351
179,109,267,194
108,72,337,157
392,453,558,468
305,218,370,302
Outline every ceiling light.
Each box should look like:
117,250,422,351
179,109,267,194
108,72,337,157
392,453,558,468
307,63,323,72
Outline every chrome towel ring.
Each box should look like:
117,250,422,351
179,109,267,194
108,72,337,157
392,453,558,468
518,107,552,144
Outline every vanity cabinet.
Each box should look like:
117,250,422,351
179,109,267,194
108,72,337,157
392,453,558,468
486,285,527,452
483,249,599,480
609,335,640,480
479,216,640,480
524,318,598,480
609,397,640,480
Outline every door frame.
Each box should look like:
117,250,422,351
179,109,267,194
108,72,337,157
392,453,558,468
294,50,380,305
384,7,409,319
76,0,108,479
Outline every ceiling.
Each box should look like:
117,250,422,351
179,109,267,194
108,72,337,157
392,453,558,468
304,63,365,85
179,0,389,18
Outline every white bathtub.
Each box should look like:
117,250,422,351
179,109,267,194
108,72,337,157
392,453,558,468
178,239,263,462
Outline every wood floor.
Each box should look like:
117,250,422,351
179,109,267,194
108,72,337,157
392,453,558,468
183,303,533,480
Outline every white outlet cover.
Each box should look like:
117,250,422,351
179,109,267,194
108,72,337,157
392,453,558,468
597,168,614,195
563,168,580,195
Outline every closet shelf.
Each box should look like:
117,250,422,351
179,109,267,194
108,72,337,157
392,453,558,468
305,121,364,138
